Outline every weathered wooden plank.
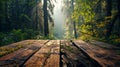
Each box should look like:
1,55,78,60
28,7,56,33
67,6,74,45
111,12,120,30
73,40,120,67
44,54,60,67
61,40,101,67
0,40,36,58
44,40,60,67
24,40,60,67
0,40,48,67
1,40,119,67
61,40,81,67
50,40,60,54
0,40,48,60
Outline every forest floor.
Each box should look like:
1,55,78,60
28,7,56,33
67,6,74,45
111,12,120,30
0,40,120,67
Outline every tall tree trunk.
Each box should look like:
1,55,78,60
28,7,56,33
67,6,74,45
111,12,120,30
43,0,49,36
117,0,120,37
105,0,112,39
5,1,10,31
15,0,19,29
105,0,120,38
71,0,77,39
118,0,120,13
35,0,38,30
73,22,77,39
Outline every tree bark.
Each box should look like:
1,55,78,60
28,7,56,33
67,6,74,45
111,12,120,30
105,0,112,39
43,0,49,36
5,1,10,31
71,0,77,39
73,22,77,39
35,0,38,30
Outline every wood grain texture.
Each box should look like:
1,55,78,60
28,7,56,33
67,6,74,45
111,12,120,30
24,40,60,67
73,40,120,67
0,40,48,67
0,40,120,67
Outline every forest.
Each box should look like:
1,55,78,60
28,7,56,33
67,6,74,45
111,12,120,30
0,0,120,46
0,0,120,67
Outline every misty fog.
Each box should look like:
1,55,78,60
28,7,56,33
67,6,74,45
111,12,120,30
53,0,66,39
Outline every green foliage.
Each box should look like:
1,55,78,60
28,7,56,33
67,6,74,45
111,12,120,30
20,14,32,22
0,29,40,46
72,0,120,46
10,29,26,42
38,34,55,40
0,32,14,46
23,29,39,39
79,35,93,42
109,35,120,45
72,0,97,23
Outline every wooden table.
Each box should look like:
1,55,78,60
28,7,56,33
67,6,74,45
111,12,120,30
0,40,120,67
